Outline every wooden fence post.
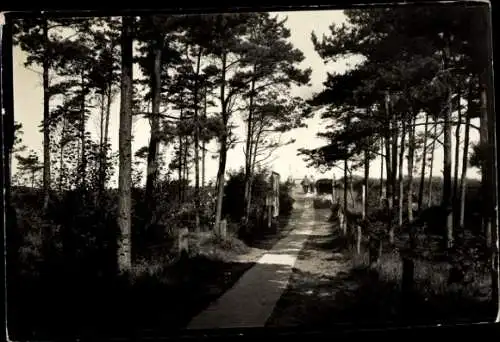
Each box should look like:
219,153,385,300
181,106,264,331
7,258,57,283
178,227,189,256
266,195,272,230
217,219,227,240
356,224,362,254
332,174,337,204
339,208,346,235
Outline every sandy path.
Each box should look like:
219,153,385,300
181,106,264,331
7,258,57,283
186,188,318,329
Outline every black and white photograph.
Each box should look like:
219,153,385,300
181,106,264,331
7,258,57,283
3,2,499,340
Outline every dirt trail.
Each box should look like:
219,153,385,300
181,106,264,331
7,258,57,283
265,207,358,327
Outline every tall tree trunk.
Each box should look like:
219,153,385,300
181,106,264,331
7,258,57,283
117,16,134,274
193,47,203,233
250,132,261,176
442,40,454,249
428,123,437,207
385,93,396,208
479,78,491,249
79,72,87,189
103,85,112,167
178,108,184,202
407,115,416,223
59,144,65,193
391,116,398,207
385,122,393,208
343,158,348,217
384,114,394,244
379,137,384,202
42,17,51,211
183,138,189,192
145,37,163,203
214,51,228,232
97,85,112,202
453,89,462,207
59,116,67,193
459,81,473,230
418,113,429,211
243,70,257,226
363,148,369,218
98,93,106,197
481,7,499,312
201,87,207,188
443,89,453,249
398,120,406,228
246,126,263,231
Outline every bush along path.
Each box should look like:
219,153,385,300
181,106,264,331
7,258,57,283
186,186,335,329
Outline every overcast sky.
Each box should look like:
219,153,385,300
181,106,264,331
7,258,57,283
12,9,481,188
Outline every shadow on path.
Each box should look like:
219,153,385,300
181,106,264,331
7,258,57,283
267,211,497,329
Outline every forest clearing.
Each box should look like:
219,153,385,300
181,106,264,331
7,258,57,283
2,3,498,340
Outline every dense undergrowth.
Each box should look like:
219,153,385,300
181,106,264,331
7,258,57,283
331,177,496,324
7,169,295,339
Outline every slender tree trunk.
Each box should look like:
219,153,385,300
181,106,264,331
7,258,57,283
379,137,384,202
104,85,112,162
79,72,87,189
183,138,189,192
391,117,398,207
247,127,263,229
145,37,163,203
214,51,228,232
479,78,491,248
178,108,184,202
59,116,67,193
480,7,499,312
202,88,207,188
459,81,473,229
59,144,65,193
117,16,134,274
193,47,203,233
344,158,348,207
350,173,355,208
428,123,437,207
453,89,462,208
364,148,369,218
385,93,396,208
442,41,454,249
251,133,261,176
385,122,393,208
243,69,257,226
98,93,106,198
398,120,406,228
407,115,416,223
42,17,51,210
452,87,462,233
384,113,394,244
443,90,453,249
418,113,429,211
99,93,105,175
201,143,206,188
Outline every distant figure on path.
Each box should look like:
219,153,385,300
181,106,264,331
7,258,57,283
301,176,310,194
309,175,315,194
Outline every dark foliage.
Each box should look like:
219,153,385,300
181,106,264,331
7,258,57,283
222,169,295,238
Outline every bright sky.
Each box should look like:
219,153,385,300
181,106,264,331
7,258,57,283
12,9,481,188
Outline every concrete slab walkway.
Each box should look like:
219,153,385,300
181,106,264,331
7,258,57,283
186,189,317,330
